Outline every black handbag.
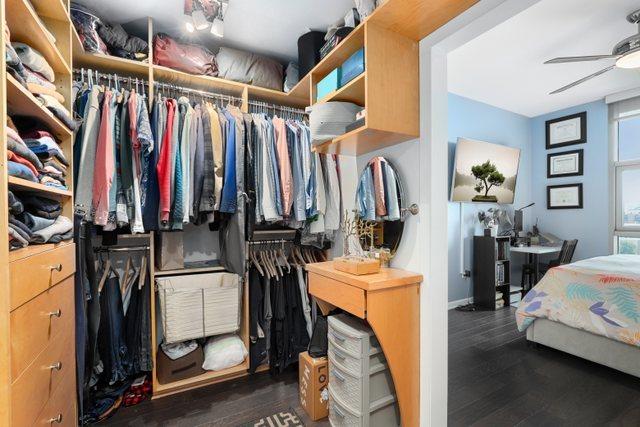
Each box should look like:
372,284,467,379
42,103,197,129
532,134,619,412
308,315,328,358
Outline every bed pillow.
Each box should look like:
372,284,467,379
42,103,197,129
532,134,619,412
217,46,283,91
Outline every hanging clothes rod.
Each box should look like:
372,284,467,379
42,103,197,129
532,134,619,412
94,245,150,253
153,81,243,103
248,100,306,115
73,68,150,86
248,239,294,246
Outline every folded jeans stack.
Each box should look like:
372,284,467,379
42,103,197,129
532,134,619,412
7,191,73,250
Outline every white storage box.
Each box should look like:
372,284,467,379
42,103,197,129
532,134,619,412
308,101,362,145
156,272,242,344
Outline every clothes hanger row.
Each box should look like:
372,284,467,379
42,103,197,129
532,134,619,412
248,101,306,120
248,241,326,279
73,68,147,96
94,245,150,293
154,82,242,107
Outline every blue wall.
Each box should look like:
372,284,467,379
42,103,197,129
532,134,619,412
448,94,532,303
529,100,610,262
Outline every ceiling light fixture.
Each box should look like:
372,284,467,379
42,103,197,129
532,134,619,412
616,49,640,69
185,20,195,33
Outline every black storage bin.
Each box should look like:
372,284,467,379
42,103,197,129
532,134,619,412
298,31,326,79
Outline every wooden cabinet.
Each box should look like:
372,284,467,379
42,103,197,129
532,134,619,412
307,262,422,427
1,1,76,425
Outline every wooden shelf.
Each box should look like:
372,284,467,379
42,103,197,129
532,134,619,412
287,73,311,104
314,125,416,156
29,0,68,21
8,241,73,263
368,0,478,41
153,64,246,97
153,361,248,397
310,24,365,80
6,75,72,140
247,84,308,108
74,51,150,78
6,0,71,75
315,72,365,106
71,22,84,55
8,176,72,197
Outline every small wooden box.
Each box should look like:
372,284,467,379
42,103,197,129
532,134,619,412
333,257,380,275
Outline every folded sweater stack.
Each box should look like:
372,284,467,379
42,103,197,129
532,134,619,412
4,23,76,131
8,191,72,250
6,122,68,190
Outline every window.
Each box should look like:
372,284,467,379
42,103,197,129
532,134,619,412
610,97,640,251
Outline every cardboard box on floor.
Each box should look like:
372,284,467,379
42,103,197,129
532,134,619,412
299,351,329,421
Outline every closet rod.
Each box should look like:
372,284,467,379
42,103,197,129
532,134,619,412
248,239,294,245
73,68,150,86
94,245,150,253
154,81,243,103
248,100,306,115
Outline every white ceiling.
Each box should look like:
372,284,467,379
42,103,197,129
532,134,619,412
448,0,640,117
74,0,353,63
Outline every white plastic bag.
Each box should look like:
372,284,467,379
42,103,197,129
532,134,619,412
202,334,247,371
354,0,376,20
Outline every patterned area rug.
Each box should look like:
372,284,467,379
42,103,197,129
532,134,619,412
240,408,305,427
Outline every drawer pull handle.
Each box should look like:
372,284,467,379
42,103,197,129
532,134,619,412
331,331,347,342
49,413,63,424
50,264,63,272
332,369,346,382
332,349,347,360
48,362,62,371
48,309,62,318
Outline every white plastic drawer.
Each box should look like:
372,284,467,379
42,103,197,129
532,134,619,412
329,359,365,412
329,387,363,426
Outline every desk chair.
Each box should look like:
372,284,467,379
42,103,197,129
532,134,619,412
521,239,578,291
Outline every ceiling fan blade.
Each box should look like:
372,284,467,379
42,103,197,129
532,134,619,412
549,65,616,94
545,55,620,64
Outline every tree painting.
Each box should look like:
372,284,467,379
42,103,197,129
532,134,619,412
471,160,505,202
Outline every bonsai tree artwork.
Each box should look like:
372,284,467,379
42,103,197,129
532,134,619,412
470,160,505,202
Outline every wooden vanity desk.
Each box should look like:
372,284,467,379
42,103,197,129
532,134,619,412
306,261,422,427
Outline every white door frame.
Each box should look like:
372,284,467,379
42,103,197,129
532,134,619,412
418,1,541,425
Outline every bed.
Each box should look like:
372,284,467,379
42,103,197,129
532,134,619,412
516,254,640,377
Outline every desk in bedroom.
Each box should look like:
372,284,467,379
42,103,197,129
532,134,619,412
511,245,561,292
306,262,422,427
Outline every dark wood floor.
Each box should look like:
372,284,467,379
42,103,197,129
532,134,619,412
103,308,640,426
449,307,640,426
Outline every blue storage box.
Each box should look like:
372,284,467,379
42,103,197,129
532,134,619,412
339,48,365,86
316,68,340,102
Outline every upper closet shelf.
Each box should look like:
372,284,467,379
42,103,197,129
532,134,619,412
6,75,73,140
28,0,69,21
6,0,71,75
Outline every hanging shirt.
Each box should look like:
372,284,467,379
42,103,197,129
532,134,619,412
323,154,341,231
273,117,293,217
310,152,326,234
219,110,237,213
199,103,216,216
372,158,387,217
357,165,376,221
171,100,184,230
178,97,192,224
157,99,176,225
383,160,401,221
92,90,114,226
190,104,204,220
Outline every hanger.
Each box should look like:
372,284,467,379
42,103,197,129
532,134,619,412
139,255,147,291
98,256,112,293
121,256,133,294
250,249,264,276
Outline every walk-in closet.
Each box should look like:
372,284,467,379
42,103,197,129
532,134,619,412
0,0,474,425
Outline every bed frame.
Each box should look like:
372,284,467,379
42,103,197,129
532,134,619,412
527,318,640,378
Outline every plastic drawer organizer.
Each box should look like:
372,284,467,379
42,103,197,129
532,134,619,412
156,272,242,344
327,314,400,427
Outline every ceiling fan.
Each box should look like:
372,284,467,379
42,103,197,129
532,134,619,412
545,9,640,94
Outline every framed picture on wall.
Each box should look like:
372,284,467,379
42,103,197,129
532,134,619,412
547,183,583,209
545,112,587,149
547,149,583,178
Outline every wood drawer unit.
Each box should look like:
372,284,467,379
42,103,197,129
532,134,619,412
32,366,76,427
9,243,75,310
308,272,366,318
10,276,74,379
11,327,75,427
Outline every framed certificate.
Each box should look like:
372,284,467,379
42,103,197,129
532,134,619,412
547,183,583,209
546,112,587,149
547,149,583,178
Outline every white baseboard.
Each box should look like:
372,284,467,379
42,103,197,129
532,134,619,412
448,297,474,310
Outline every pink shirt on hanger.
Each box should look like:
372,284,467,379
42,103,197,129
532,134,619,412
92,90,114,225
273,116,293,216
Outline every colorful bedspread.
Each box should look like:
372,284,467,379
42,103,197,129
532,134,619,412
516,255,640,347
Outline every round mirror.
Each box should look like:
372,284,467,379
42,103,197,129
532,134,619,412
354,157,406,259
